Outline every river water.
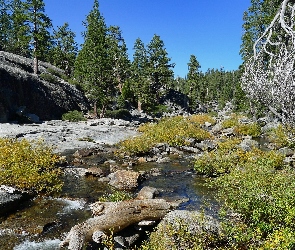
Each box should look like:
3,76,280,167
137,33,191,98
0,153,218,250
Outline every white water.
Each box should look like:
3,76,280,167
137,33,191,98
13,239,61,250
55,197,87,213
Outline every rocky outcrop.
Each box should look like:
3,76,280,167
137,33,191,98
0,51,90,122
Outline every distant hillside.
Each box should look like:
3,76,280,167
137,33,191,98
0,51,90,122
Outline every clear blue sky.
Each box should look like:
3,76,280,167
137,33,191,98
44,0,251,78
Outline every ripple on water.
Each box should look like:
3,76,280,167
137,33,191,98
13,239,61,250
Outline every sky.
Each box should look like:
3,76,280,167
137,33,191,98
44,0,251,78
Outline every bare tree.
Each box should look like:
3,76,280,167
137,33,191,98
242,0,295,124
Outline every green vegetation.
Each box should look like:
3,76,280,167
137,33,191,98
98,190,133,202
117,115,212,156
221,114,261,137
0,138,63,194
265,124,295,149
141,212,221,250
193,132,295,249
61,110,86,122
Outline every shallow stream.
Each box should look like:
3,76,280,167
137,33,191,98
0,153,218,250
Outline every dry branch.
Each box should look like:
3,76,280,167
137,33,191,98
242,0,295,124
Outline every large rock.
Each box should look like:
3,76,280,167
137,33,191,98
109,170,141,190
0,185,32,216
0,51,90,122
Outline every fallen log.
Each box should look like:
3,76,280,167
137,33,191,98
60,187,183,250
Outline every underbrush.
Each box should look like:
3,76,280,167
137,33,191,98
221,114,261,137
0,138,63,194
117,115,213,155
194,133,295,248
62,110,86,122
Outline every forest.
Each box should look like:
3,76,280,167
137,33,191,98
0,0,250,118
3,0,295,249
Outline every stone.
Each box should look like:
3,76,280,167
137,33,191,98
0,51,90,122
0,185,32,217
85,167,107,177
108,170,141,190
239,139,259,151
211,123,223,133
136,186,159,200
156,157,171,163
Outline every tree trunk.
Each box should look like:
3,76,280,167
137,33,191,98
99,104,106,118
137,100,142,111
60,187,184,250
33,56,38,75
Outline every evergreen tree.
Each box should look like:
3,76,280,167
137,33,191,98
107,26,131,94
147,34,174,102
74,0,112,117
131,38,150,111
187,55,202,108
7,0,31,56
52,22,78,77
23,0,52,74
0,0,11,51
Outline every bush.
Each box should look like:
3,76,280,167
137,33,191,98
105,109,132,120
200,136,295,248
62,110,86,122
0,138,63,194
40,72,59,84
117,116,212,155
221,114,261,137
99,190,133,202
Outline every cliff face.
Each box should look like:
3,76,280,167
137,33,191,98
0,51,90,122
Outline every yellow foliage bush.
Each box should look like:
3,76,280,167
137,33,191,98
0,138,63,194
117,116,212,155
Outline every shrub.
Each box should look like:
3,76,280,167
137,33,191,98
188,114,216,125
62,110,86,122
99,190,133,202
265,124,295,149
234,122,261,137
105,109,132,120
40,72,59,84
117,116,212,155
140,212,222,250
221,114,261,137
194,138,244,176
205,141,294,248
0,138,63,194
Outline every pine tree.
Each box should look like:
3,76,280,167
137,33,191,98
131,38,149,111
147,34,174,102
52,22,78,77
74,0,112,117
187,55,202,108
0,0,11,51
6,0,31,56
107,26,131,94
23,0,52,74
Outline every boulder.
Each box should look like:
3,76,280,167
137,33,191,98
109,170,141,190
0,185,32,217
239,138,259,151
0,51,90,122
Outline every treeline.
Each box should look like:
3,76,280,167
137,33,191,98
0,0,247,117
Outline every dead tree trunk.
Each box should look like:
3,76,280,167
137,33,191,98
60,187,184,250
242,0,295,124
